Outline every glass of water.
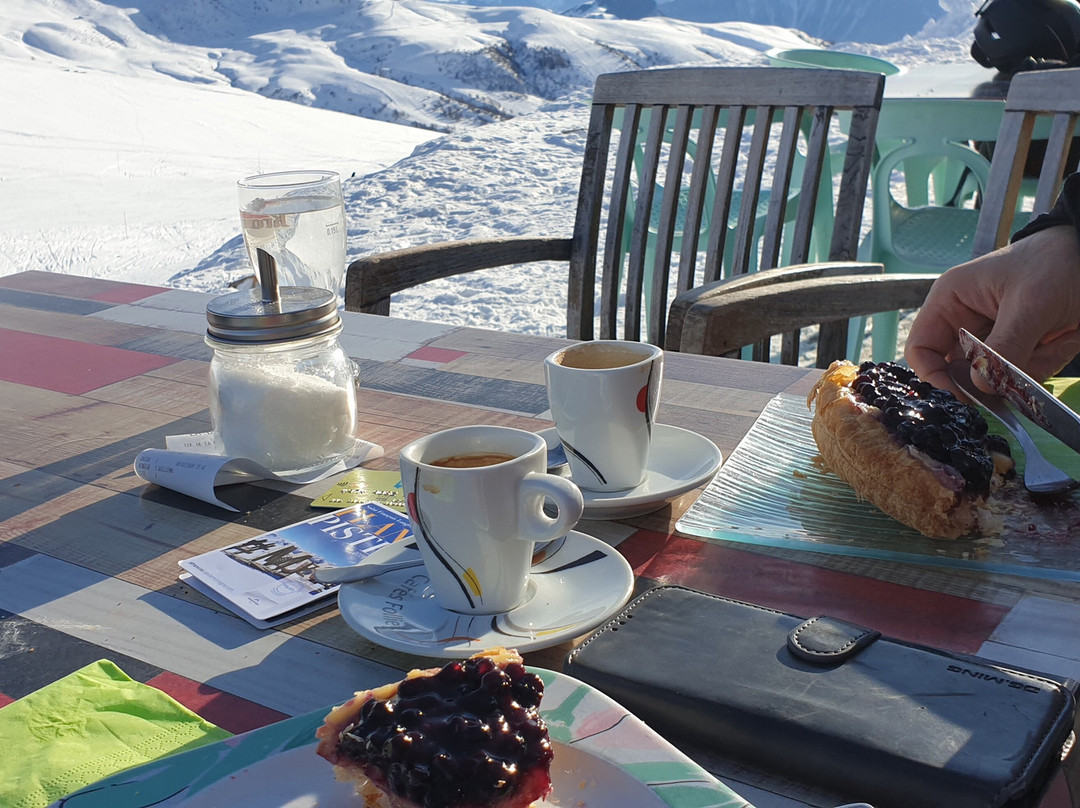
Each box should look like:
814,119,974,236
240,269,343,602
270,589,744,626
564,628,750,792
237,170,347,303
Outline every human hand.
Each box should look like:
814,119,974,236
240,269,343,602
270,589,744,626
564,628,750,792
904,225,1080,394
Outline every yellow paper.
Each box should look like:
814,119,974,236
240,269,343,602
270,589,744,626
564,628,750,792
311,469,405,511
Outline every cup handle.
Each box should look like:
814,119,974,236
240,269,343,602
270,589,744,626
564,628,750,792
518,472,584,541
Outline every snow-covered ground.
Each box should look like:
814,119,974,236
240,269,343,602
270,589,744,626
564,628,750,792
1,0,985,337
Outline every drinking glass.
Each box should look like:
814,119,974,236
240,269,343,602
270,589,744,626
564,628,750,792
237,170,347,302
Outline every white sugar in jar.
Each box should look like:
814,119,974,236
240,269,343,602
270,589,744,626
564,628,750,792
205,260,357,475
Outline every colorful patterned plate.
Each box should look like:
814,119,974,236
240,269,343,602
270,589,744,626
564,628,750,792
53,670,753,808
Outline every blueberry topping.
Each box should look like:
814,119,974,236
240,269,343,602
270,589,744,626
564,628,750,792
851,361,1010,496
337,656,552,808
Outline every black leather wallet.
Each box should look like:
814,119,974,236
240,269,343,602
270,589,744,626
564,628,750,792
564,585,1077,808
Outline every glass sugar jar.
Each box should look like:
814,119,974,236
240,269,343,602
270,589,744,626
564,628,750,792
204,259,357,475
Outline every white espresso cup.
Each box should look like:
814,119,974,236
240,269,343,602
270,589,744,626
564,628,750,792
398,425,584,615
544,340,664,492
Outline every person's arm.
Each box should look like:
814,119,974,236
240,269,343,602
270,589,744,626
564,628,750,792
904,173,1080,393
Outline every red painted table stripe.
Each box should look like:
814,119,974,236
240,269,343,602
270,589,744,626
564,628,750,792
0,692,13,709
405,346,468,363
145,671,290,735
0,328,178,395
620,530,1008,653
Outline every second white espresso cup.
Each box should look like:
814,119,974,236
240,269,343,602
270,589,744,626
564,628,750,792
544,340,664,492
398,425,584,615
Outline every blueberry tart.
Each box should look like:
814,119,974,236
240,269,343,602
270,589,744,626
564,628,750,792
807,360,1014,539
315,647,553,808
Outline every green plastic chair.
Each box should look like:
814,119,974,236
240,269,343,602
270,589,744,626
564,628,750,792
861,98,1010,361
765,47,904,360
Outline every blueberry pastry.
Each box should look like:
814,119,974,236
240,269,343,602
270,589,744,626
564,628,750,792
807,360,1014,539
315,647,553,808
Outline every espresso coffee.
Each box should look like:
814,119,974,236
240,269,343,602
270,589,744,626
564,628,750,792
556,343,650,370
430,452,516,468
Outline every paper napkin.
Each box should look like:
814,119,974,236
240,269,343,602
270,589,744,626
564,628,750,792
134,433,385,511
0,659,231,808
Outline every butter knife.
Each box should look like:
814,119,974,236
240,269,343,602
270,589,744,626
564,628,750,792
958,327,1080,455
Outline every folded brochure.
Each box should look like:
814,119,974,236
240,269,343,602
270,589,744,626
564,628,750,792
178,503,412,626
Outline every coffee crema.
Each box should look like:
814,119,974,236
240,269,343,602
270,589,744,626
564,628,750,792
430,452,517,468
556,344,651,370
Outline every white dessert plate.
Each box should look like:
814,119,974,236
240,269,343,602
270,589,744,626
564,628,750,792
337,530,634,656
540,424,723,518
54,670,749,808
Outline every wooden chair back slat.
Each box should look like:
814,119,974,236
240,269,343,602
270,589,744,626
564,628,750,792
621,104,668,341
596,103,641,339
702,104,747,282
1035,114,1078,212
792,106,833,263
759,105,803,270
567,102,615,338
829,104,877,262
677,104,720,291
730,105,774,276
648,104,695,344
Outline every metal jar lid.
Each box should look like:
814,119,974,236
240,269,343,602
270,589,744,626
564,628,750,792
206,248,341,344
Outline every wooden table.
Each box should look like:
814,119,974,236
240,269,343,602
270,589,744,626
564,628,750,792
2,270,1078,807
885,62,1010,102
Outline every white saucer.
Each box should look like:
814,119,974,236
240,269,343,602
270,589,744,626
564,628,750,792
337,530,634,657
540,425,722,519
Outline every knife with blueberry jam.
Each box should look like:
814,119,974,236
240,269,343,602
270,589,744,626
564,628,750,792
808,360,1015,539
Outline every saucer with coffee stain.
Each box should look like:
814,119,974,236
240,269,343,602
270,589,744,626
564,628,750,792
337,530,634,657
540,425,722,519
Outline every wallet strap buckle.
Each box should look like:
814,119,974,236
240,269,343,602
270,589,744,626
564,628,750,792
787,616,881,665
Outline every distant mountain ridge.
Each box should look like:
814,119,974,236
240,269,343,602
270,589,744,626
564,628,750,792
435,0,949,43
8,0,968,134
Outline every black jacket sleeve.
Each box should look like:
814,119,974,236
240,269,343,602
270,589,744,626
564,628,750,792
1011,172,1080,243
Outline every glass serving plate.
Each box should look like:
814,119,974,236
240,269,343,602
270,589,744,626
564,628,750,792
52,669,752,808
677,392,1080,580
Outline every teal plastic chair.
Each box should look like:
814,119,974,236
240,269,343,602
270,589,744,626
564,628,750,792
861,98,1009,361
764,47,903,360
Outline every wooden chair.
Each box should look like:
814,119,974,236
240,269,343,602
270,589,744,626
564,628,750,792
670,67,1080,368
971,66,1080,257
345,66,885,349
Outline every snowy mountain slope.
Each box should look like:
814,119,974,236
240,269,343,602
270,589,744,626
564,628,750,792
7,0,815,132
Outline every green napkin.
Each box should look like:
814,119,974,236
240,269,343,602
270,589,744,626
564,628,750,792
1,659,231,808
